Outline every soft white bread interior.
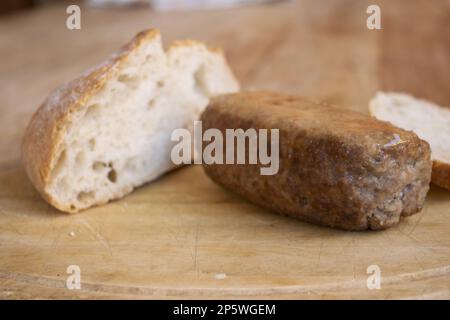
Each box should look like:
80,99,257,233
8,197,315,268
369,92,450,190
22,29,239,212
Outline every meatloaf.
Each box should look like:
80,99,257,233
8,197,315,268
200,91,432,230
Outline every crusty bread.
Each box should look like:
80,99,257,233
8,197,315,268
369,92,450,190
22,29,239,213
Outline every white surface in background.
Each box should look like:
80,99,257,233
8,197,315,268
87,0,282,10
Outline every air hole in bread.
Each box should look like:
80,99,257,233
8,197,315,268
193,66,208,97
117,74,127,82
157,80,164,87
75,151,86,167
77,191,95,203
118,74,139,90
85,104,101,119
118,74,135,82
148,99,156,109
107,169,117,183
92,161,107,172
88,138,96,151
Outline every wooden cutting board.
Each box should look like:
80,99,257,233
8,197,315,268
0,0,449,299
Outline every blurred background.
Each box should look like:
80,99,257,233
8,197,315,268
0,0,283,13
0,0,448,169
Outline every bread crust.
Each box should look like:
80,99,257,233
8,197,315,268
432,160,450,190
201,92,432,230
21,29,234,213
369,95,450,191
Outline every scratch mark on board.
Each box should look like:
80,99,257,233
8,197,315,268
79,217,112,256
193,223,200,279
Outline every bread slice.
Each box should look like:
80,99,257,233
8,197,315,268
22,29,239,213
369,92,450,190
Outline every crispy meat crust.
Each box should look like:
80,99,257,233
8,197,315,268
201,92,432,230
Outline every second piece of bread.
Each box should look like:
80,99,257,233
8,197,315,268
369,92,450,190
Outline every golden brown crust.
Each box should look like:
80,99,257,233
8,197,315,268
168,39,224,54
431,160,450,190
21,29,161,212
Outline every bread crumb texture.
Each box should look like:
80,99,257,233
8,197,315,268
21,29,239,212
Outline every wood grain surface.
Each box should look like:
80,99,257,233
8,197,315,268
0,0,449,299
